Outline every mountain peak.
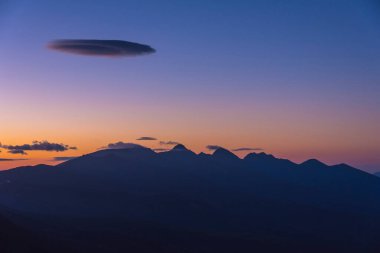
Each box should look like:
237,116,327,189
212,148,239,160
159,144,196,158
244,152,275,160
198,152,211,159
301,159,327,168
171,144,188,151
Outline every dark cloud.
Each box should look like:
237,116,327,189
0,158,28,161
232,147,263,152
206,145,222,151
153,148,170,152
159,141,180,146
105,142,146,150
137,137,157,141
8,149,27,155
53,156,78,161
48,39,156,57
0,141,77,155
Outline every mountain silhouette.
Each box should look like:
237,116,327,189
171,143,188,151
300,158,329,168
0,147,380,253
212,147,239,160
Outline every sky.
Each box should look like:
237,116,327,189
0,0,379,172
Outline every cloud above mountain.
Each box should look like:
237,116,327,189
0,158,28,161
8,149,27,155
0,141,77,155
206,145,223,151
137,137,157,141
159,141,180,146
48,39,156,57
232,147,263,152
104,142,146,150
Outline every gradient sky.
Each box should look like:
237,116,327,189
0,0,379,172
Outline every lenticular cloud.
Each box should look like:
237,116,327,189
48,39,156,57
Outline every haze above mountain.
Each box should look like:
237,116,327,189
1,144,380,253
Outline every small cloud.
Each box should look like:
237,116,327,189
8,149,27,155
153,148,170,152
48,39,156,57
104,142,146,150
0,158,28,161
206,145,222,151
232,147,263,152
159,141,180,146
137,137,157,141
0,141,77,155
53,156,78,161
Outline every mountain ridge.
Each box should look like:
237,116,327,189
1,146,380,252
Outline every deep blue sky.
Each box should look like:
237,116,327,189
0,0,379,171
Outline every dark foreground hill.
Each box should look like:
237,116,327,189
1,145,380,253
0,209,45,253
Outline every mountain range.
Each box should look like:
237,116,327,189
1,144,380,253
